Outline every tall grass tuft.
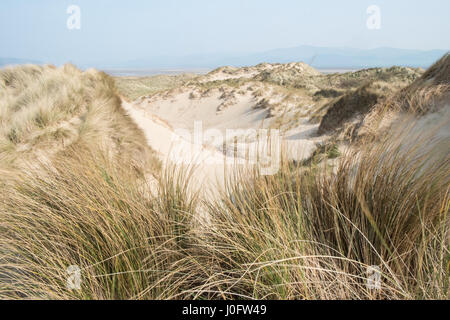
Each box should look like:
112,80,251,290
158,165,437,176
0,147,195,300
192,117,449,299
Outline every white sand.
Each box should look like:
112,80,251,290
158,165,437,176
122,99,234,199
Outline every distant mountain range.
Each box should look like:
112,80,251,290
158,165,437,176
2,46,448,70
116,46,448,70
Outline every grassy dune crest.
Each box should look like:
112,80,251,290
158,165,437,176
356,54,450,140
0,64,159,173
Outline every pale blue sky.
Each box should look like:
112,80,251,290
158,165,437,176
1,0,449,65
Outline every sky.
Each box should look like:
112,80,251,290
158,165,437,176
0,0,449,66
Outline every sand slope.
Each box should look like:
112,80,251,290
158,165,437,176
123,91,323,197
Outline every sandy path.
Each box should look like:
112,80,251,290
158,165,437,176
122,99,235,198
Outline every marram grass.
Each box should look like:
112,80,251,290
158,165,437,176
0,118,448,300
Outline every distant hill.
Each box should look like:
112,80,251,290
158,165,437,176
109,46,448,70
233,46,448,68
